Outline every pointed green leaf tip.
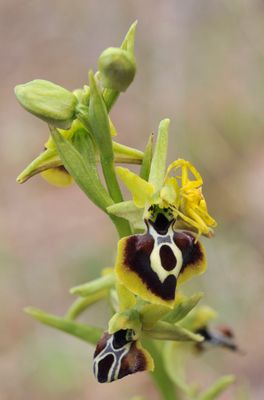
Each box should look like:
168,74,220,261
15,80,77,129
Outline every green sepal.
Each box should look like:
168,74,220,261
140,133,153,181
17,119,88,184
180,305,217,332
148,119,170,191
144,321,203,342
66,290,108,320
70,273,115,297
107,201,144,229
139,303,170,330
164,292,204,324
25,307,102,345
50,125,113,212
112,141,143,164
16,148,60,184
197,375,235,400
15,79,77,129
108,309,141,338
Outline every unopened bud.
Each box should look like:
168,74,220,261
15,79,78,129
98,48,136,92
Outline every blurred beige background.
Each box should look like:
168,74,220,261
1,0,264,399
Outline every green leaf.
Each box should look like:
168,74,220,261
140,133,153,181
88,71,114,161
164,292,204,324
89,71,126,207
148,119,170,190
197,375,235,400
144,321,203,342
70,273,115,297
50,126,113,212
25,307,102,345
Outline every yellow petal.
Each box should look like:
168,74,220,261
116,166,155,208
41,167,73,187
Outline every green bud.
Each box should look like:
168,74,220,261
73,85,90,106
15,79,78,129
98,47,136,92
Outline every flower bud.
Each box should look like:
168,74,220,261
15,79,78,129
98,48,136,92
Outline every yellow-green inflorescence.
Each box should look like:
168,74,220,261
15,21,238,400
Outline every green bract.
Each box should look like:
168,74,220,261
15,79,77,129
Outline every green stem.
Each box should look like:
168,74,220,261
76,109,131,238
103,88,119,111
100,157,132,237
143,339,178,400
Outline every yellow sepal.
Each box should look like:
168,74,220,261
116,166,155,208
